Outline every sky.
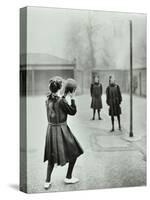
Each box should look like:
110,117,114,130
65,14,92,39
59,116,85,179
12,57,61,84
27,6,146,68
27,6,87,57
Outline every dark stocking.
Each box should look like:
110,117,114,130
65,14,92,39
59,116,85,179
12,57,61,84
46,161,54,182
117,115,121,130
111,116,114,131
97,109,102,120
92,109,96,120
66,158,77,179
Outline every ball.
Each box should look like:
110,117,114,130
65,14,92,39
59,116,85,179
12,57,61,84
65,78,77,94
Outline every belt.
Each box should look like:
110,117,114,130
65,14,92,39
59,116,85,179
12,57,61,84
48,122,66,126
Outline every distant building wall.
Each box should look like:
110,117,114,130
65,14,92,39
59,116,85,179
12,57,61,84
74,69,84,94
21,65,146,97
34,69,74,95
75,69,92,94
76,68,146,97
127,68,146,97
92,69,128,93
21,65,75,96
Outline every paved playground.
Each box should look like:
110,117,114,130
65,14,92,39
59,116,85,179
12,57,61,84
25,93,146,193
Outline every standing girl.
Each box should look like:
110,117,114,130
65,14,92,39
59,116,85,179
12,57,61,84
90,75,103,120
106,77,122,132
44,77,83,189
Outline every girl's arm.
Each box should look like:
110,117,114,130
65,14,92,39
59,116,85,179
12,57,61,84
106,87,110,105
60,97,77,115
100,84,103,95
90,84,93,97
45,99,49,121
117,85,122,104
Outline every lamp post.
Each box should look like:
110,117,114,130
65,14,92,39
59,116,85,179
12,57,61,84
129,20,133,137
122,20,141,142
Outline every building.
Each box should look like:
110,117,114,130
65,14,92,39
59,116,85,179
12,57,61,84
20,53,76,95
92,67,146,97
75,67,146,97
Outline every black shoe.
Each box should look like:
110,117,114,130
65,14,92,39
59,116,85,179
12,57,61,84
91,117,95,120
110,128,114,132
98,117,102,120
119,126,121,131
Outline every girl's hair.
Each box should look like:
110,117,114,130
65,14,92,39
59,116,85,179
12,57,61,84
64,78,77,95
49,76,62,93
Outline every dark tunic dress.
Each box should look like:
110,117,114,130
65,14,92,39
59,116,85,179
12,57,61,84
106,83,122,116
90,82,103,109
44,94,84,166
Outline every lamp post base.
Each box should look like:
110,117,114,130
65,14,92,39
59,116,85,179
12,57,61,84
122,133,142,142
129,131,133,137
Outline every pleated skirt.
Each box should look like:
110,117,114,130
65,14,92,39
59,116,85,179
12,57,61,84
44,122,84,166
109,103,121,116
91,96,102,109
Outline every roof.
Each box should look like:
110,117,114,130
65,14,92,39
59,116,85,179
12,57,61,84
20,53,75,66
92,66,146,71
92,67,126,71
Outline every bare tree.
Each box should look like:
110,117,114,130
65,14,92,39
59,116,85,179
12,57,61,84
65,13,145,70
85,13,97,68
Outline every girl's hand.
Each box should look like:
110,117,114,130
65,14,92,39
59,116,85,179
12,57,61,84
69,91,75,99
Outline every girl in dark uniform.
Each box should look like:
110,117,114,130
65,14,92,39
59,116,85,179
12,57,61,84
44,77,83,189
106,77,122,132
90,76,103,120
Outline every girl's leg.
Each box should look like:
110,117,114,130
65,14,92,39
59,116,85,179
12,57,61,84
92,109,96,120
66,158,77,179
46,161,54,182
117,115,121,130
97,109,102,120
111,116,115,132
